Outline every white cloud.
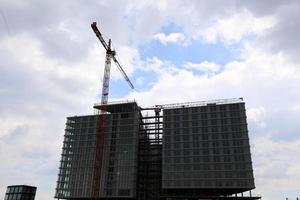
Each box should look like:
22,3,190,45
252,135,300,199
153,32,187,45
196,10,277,45
183,61,221,73
247,107,267,128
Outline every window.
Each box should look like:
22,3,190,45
165,143,171,149
192,127,199,133
183,128,190,134
203,156,210,162
174,142,181,148
174,136,180,142
165,123,171,128
211,127,218,133
213,149,220,155
164,157,171,163
192,114,198,120
223,148,230,154
202,149,209,155
192,134,200,141
202,141,209,148
230,111,240,117
183,135,189,141
221,119,228,124
202,134,208,140
222,133,228,139
164,116,171,121
193,149,200,155
212,141,219,147
220,105,227,111
192,121,198,126
173,109,180,114
174,157,181,163
211,113,217,118
200,107,207,112
209,106,217,111
193,141,200,148
182,121,189,127
183,114,189,120
211,133,218,140
192,107,198,113
229,104,240,110
223,141,229,146
183,149,190,155
121,113,129,118
183,157,191,163
174,149,181,156
173,115,180,121
183,142,189,148
224,155,231,162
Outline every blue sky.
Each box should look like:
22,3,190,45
1,1,300,200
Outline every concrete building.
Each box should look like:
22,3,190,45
55,98,259,200
4,185,36,200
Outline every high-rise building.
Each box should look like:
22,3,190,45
55,98,260,200
161,99,255,198
4,185,36,200
55,101,140,199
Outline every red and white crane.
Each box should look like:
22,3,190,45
91,22,134,105
90,22,134,198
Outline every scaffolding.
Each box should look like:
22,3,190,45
137,106,163,200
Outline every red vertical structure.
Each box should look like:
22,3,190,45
91,41,112,198
90,22,134,199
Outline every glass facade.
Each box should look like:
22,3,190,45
4,185,36,200
162,102,255,191
55,102,140,199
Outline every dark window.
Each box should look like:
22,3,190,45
192,127,199,133
193,134,200,140
174,136,180,142
192,114,198,120
202,134,208,140
220,105,227,111
183,114,189,120
201,113,207,118
211,119,218,125
211,126,218,132
192,121,198,126
211,113,217,118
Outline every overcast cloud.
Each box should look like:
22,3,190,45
0,1,300,199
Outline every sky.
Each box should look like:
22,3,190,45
0,0,300,199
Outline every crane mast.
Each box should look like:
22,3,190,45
101,39,113,106
90,22,134,199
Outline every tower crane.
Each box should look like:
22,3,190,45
90,22,134,198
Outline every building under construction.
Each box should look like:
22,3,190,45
55,98,260,200
55,22,259,200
